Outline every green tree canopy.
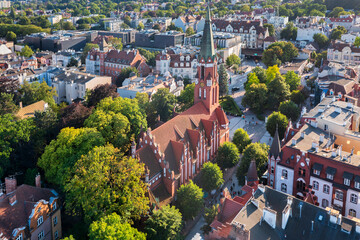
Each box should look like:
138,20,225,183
290,89,306,105
65,145,149,223
5,31,16,42
38,127,105,186
86,83,118,107
280,22,297,41
109,37,123,50
279,100,300,122
89,213,146,240
330,26,347,40
145,205,182,240
0,93,19,115
63,21,76,30
267,73,291,108
226,54,241,67
232,128,251,153
200,162,224,192
266,111,289,137
177,83,194,112
354,37,360,47
216,142,239,169
313,33,329,49
186,27,195,36
241,83,268,113
328,7,345,17
176,180,203,220
149,88,176,122
19,45,34,58
264,23,275,36
116,67,138,87
245,72,260,91
218,64,229,96
236,142,269,185
284,71,301,91
19,81,57,107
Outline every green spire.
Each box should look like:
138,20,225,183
200,4,215,61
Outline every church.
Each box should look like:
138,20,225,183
132,5,230,205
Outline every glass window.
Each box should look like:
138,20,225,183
281,183,287,193
282,170,288,179
313,181,319,190
335,190,343,201
271,166,274,174
323,185,330,194
38,231,44,240
55,231,59,240
355,182,360,189
349,209,356,217
16,234,22,240
326,174,333,180
313,169,320,175
54,216,58,226
37,216,43,226
351,194,358,204
344,178,351,186
322,199,329,207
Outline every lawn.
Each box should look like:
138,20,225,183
220,96,243,117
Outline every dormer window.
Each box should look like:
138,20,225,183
312,163,322,176
37,216,43,226
343,171,353,186
326,167,336,180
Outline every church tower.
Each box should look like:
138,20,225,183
194,4,219,112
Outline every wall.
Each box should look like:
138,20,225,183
275,165,294,195
263,208,277,229
346,188,360,218
310,176,333,209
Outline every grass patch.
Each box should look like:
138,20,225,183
220,96,243,117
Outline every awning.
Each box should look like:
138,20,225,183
355,175,360,183
326,167,336,175
312,163,323,171
343,171,354,180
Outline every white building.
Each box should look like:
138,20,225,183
296,27,328,41
156,52,198,79
268,16,289,28
52,49,81,68
0,0,10,8
52,70,112,104
48,15,63,25
341,33,360,44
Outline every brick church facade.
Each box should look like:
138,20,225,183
132,6,230,204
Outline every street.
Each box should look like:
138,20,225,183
185,60,271,240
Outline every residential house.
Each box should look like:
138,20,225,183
268,16,289,28
52,70,112,104
133,6,229,205
15,100,48,119
0,0,11,8
327,41,360,64
117,73,183,99
326,15,356,30
297,27,328,42
48,15,62,25
173,15,205,33
253,8,276,19
341,33,360,44
52,49,81,67
0,175,62,240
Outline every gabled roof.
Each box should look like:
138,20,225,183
246,160,259,182
15,100,47,119
137,145,161,178
200,5,215,61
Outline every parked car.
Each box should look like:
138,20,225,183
232,87,240,92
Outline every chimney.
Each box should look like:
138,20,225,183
292,139,297,146
300,131,305,138
5,177,17,194
19,101,23,109
8,193,17,206
319,134,324,143
131,141,136,158
35,174,41,188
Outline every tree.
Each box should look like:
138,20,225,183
236,142,269,185
186,27,195,36
267,73,290,108
9,6,16,19
313,33,329,49
81,43,99,64
242,83,268,113
0,114,34,177
284,71,301,91
200,162,224,192
176,180,203,220
328,7,345,17
280,22,297,41
331,26,347,40
67,57,78,67
65,145,149,223
109,37,123,50
116,67,138,87
279,100,300,122
19,16,31,25
0,77,19,95
264,23,275,36
202,204,219,234
19,45,34,58
60,103,92,129
314,51,327,68
123,16,132,26
5,31,16,42
226,54,241,67
262,48,282,67
232,128,251,153
218,64,229,97
290,89,306,105
89,96,147,140
145,205,182,240
216,142,239,169
137,22,144,30
61,21,75,30
251,67,267,83
354,37,360,47
0,93,19,115
266,111,288,138
152,23,161,30
245,73,260,91
86,84,118,107
62,235,76,240
137,48,159,67
177,83,194,112
38,127,105,186
19,81,57,107
149,88,176,122
89,213,146,240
